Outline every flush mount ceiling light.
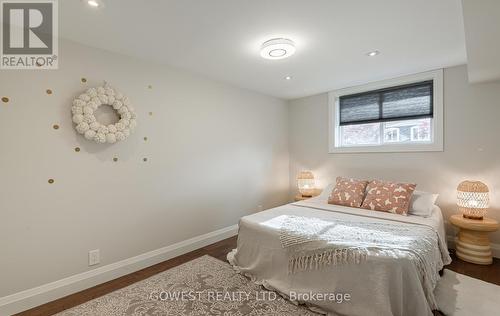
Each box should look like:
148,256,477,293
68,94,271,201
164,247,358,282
366,50,380,57
260,38,296,60
83,0,104,8
284,76,292,80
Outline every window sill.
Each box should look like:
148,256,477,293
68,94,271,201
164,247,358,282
329,142,443,153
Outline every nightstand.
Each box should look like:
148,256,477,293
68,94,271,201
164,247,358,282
450,214,499,265
294,194,312,201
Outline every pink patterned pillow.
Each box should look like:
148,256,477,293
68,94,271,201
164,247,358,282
361,180,416,215
328,177,369,207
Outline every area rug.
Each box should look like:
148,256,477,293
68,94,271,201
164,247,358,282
56,255,500,316
55,255,318,315
434,269,500,316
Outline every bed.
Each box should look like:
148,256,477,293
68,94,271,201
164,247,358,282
228,194,451,316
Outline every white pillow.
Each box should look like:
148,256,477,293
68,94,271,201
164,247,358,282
316,183,335,201
409,190,439,217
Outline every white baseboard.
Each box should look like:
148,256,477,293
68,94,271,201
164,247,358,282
446,235,500,259
0,224,238,316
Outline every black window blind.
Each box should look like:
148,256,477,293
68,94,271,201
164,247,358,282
339,80,433,126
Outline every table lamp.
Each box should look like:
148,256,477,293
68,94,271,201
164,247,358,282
297,171,315,197
457,180,489,220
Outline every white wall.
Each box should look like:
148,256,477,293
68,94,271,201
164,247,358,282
288,65,500,245
0,40,289,298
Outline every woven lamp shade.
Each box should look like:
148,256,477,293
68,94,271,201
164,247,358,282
457,180,489,220
297,171,315,197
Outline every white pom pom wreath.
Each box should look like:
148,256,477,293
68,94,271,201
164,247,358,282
90,122,100,131
98,94,108,104
115,131,125,141
94,133,106,143
105,88,115,96
91,97,101,106
107,125,117,133
73,99,85,107
120,119,130,127
79,94,90,102
117,107,129,115
129,119,137,130
97,126,109,135
83,106,93,115
86,88,97,97
71,84,137,144
115,122,125,131
76,122,90,134
72,105,83,115
84,130,96,140
87,101,98,110
106,133,117,143
83,114,96,123
112,101,123,110
72,114,84,124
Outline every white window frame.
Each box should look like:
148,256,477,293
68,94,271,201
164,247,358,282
328,69,444,153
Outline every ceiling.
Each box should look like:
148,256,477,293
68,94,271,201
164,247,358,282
60,0,467,100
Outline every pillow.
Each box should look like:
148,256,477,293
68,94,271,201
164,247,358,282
328,177,369,207
361,180,416,215
316,183,335,201
408,190,439,217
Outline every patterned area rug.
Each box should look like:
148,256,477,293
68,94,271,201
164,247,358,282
56,255,318,315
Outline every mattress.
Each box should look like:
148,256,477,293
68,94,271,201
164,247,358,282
228,197,451,316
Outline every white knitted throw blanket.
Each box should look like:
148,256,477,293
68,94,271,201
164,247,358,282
279,216,444,309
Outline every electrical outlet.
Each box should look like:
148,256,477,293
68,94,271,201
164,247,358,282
88,249,100,266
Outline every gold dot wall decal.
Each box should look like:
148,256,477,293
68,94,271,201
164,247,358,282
2,97,9,103
48,179,54,184
148,85,152,89
149,112,153,116
74,147,80,152
143,157,148,162
81,78,87,83
144,137,148,141
113,157,118,162
46,89,52,95
53,124,59,130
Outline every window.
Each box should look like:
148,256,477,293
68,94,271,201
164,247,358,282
329,69,443,153
411,125,431,141
384,128,400,142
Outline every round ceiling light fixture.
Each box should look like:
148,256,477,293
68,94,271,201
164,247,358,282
260,38,296,60
83,0,104,8
366,50,380,57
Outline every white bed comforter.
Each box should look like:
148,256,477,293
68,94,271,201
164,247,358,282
228,198,451,316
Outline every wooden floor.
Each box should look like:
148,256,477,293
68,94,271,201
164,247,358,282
15,237,238,316
15,236,500,316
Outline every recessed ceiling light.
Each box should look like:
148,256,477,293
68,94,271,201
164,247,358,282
260,38,296,60
87,0,99,7
366,50,380,57
285,76,292,80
